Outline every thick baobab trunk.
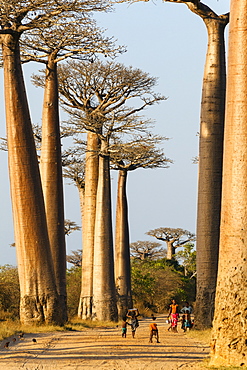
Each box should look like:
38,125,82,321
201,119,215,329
195,16,228,328
40,57,67,323
166,241,176,260
210,1,247,366
92,140,118,322
115,170,132,318
2,33,62,325
78,132,99,319
164,0,228,329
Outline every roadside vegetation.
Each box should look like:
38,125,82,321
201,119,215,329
0,242,196,340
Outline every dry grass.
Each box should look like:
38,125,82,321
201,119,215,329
0,320,65,341
0,316,119,341
186,327,212,346
67,316,119,331
206,365,247,370
186,329,247,370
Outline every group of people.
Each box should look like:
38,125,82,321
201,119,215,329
121,308,140,338
121,300,193,342
121,308,160,343
168,299,193,333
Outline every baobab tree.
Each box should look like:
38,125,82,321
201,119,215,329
58,60,166,320
0,0,101,325
62,139,98,320
163,0,229,328
64,219,81,237
111,135,171,317
147,228,195,260
66,249,83,267
63,157,86,229
130,241,165,261
210,0,247,366
28,16,120,322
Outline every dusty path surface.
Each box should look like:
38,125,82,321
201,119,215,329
0,315,209,370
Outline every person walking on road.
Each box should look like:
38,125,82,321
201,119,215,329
168,299,179,333
149,315,160,343
127,308,139,338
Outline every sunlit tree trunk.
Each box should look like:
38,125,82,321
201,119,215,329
163,0,229,329
2,33,62,325
115,169,132,318
92,140,118,321
78,132,99,319
78,187,85,227
195,15,228,328
40,55,67,323
166,241,176,260
210,1,247,366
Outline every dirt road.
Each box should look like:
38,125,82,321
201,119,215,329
0,316,209,370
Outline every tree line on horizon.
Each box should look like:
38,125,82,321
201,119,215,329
1,0,247,367
0,240,196,320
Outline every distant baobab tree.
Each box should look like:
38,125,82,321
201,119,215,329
111,134,171,317
147,228,195,260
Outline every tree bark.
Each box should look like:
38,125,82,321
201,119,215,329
115,170,132,318
78,132,99,319
195,14,228,329
164,0,229,329
40,55,67,323
92,140,118,322
166,241,176,260
2,33,62,325
78,186,85,230
210,1,247,366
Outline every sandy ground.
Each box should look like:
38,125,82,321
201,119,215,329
0,315,209,370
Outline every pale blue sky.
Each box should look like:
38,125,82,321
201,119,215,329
0,0,230,266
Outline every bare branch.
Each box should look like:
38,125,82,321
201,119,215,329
130,240,165,260
147,227,196,248
57,60,167,141
64,219,81,236
110,133,172,171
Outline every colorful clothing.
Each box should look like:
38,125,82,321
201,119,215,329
170,304,179,314
171,313,179,328
149,322,158,331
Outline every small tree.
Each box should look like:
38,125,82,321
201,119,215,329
175,243,196,277
63,160,86,232
66,250,83,267
130,241,166,260
64,220,81,237
0,265,20,319
147,228,195,260
66,266,82,318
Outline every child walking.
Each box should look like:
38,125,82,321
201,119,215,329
121,316,129,338
149,315,160,343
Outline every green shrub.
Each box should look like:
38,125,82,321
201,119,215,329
131,258,191,313
66,266,81,318
0,265,20,320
